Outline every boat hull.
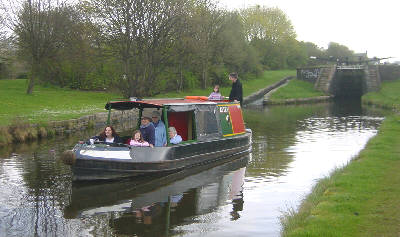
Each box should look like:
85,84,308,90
69,131,252,181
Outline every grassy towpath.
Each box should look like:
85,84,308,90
0,70,295,127
281,79,400,237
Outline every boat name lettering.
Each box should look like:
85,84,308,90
219,106,228,113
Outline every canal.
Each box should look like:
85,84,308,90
0,100,384,236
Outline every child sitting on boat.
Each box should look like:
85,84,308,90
130,130,150,147
208,85,224,100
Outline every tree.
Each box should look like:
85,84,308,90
186,0,224,89
326,42,354,63
299,41,325,66
241,5,298,69
88,0,189,97
13,0,70,94
210,11,261,84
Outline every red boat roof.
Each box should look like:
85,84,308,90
105,97,231,110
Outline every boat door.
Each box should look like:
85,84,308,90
218,103,245,137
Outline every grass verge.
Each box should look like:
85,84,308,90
362,79,400,111
269,79,326,101
281,79,400,237
0,79,120,126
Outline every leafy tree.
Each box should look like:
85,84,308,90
211,11,261,84
299,41,325,66
326,42,354,62
240,5,299,69
188,0,224,89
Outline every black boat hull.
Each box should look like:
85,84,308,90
70,131,251,181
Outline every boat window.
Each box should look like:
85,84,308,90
167,111,196,141
195,109,219,140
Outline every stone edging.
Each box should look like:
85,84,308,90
243,76,294,105
47,110,138,135
0,110,138,147
263,95,334,105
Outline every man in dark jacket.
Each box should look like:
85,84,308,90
228,72,243,105
140,117,155,147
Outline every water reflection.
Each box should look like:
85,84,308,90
0,101,385,236
65,155,248,236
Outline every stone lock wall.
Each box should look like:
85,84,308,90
47,110,138,135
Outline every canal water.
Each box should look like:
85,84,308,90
0,100,384,236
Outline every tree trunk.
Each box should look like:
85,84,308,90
26,76,35,94
26,61,37,94
202,61,207,89
178,61,183,92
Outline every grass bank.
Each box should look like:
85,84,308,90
362,79,400,112
268,79,326,101
281,79,400,236
0,79,120,126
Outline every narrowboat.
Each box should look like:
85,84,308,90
61,96,252,181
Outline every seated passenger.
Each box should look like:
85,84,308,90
92,126,123,144
168,127,182,144
140,116,155,147
130,130,150,147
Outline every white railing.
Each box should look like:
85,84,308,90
336,65,365,70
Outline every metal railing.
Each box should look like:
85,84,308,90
336,65,365,70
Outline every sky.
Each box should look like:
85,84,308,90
218,0,400,63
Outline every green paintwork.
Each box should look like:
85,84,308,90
218,105,233,135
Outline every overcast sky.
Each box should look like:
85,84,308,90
218,0,399,62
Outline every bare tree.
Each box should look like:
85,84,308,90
11,0,69,94
88,0,188,97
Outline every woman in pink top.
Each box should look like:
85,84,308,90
130,130,150,147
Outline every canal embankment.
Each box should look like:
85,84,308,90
281,79,400,236
263,78,332,105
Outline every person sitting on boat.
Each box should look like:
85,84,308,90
140,116,155,147
129,130,150,147
208,85,224,100
92,126,123,144
168,127,182,144
151,111,167,147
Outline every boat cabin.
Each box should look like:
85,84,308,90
105,97,246,145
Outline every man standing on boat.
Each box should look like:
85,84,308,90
151,111,167,147
140,117,155,147
228,72,243,106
